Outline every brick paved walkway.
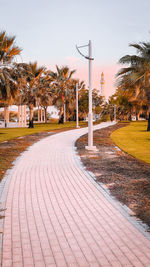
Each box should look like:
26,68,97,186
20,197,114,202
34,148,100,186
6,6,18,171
1,122,150,267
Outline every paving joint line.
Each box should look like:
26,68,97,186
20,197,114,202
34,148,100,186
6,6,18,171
72,140,150,243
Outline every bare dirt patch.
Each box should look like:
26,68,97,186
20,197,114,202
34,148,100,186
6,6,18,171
76,123,150,229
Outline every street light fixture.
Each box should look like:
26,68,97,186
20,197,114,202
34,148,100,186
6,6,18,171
76,40,97,150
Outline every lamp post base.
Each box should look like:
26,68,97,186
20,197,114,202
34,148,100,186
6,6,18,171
85,145,98,151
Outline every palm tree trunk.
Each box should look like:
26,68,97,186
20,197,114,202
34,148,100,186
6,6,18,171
147,109,150,131
29,104,34,120
146,91,150,131
4,106,9,127
28,104,34,128
136,110,140,121
44,107,47,123
58,105,64,124
59,93,64,123
38,105,40,122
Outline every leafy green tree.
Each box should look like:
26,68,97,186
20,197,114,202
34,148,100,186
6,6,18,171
92,89,104,117
64,79,85,121
78,89,89,120
78,88,104,120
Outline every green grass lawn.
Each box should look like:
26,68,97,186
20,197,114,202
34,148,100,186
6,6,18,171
111,121,150,163
0,121,87,143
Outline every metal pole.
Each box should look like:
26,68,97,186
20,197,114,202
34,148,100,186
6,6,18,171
114,104,116,122
38,105,40,122
88,40,93,147
76,83,79,128
18,105,21,126
41,108,43,122
7,107,9,124
24,105,27,127
76,40,96,150
21,105,23,127
64,103,66,123
85,40,96,150
43,109,46,122
4,107,6,122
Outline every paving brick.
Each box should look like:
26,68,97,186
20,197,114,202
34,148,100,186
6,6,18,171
1,122,150,266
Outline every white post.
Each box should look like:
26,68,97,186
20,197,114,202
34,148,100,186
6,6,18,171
21,105,23,127
38,105,40,122
85,40,96,150
4,107,7,127
43,109,45,123
76,83,79,128
6,107,9,124
24,105,26,127
4,106,9,127
18,105,21,126
40,108,43,122
114,104,116,122
64,103,66,123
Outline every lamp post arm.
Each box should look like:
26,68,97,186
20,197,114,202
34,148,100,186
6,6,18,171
76,45,94,60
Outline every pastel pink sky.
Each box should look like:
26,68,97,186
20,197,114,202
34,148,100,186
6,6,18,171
2,0,150,101
73,64,119,99
45,57,120,100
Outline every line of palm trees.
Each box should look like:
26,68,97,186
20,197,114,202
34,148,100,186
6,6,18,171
0,31,104,125
0,31,103,125
2,31,150,128
108,38,150,130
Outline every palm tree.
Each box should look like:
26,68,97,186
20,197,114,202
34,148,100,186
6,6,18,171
116,74,145,120
37,75,54,122
0,31,22,101
20,62,45,123
0,65,18,103
0,31,22,126
117,41,150,130
0,31,21,64
108,88,133,121
48,65,76,123
92,89,104,119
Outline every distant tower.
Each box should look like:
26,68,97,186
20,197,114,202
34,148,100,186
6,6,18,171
100,72,105,96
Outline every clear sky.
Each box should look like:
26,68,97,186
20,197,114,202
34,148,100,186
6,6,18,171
1,0,150,98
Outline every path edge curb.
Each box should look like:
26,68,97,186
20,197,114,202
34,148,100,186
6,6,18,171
73,133,150,242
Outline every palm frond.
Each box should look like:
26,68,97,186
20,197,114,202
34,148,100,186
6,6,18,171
129,43,144,54
8,46,22,57
119,55,143,65
116,67,135,77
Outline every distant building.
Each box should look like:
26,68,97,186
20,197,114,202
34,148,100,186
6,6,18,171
100,72,105,96
47,106,59,119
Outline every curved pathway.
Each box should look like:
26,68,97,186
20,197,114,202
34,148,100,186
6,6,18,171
1,122,150,267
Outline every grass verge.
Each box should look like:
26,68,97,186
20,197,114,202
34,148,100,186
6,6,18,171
0,121,87,143
111,121,150,164
0,121,87,182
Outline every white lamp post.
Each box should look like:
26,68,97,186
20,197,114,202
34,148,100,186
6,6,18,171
76,40,97,150
76,83,79,128
76,82,84,128
114,104,116,122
